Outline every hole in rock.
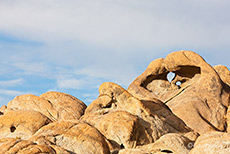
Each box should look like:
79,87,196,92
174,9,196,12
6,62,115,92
174,66,201,78
104,103,112,108
10,126,16,133
161,149,173,153
187,142,194,149
120,144,125,149
167,72,175,83
176,81,182,86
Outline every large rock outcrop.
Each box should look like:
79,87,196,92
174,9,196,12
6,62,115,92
7,92,87,121
29,121,110,154
0,138,69,154
40,91,87,121
118,133,194,154
190,131,230,154
82,82,189,150
128,50,229,134
0,50,229,153
0,110,51,140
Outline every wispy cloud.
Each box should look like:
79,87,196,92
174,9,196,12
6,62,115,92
0,0,229,48
57,78,87,89
0,0,230,107
0,89,25,96
10,61,51,76
0,78,24,87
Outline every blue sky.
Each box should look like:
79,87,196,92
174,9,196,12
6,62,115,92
0,0,230,106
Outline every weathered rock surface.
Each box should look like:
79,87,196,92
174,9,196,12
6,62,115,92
0,105,6,115
29,121,110,154
40,91,87,121
190,131,230,154
7,92,87,121
118,133,194,154
0,50,229,153
83,82,189,150
128,50,229,134
83,110,150,150
0,110,51,140
214,65,230,87
0,138,69,154
7,94,58,121
143,133,193,154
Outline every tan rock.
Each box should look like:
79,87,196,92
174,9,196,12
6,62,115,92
40,91,87,121
141,133,193,154
0,105,6,115
83,110,151,149
227,107,230,133
0,110,51,140
118,133,193,154
119,151,168,154
84,82,189,148
183,131,200,142
0,138,22,153
190,131,230,154
117,148,152,154
7,94,57,121
214,65,230,87
30,121,110,154
7,92,87,122
0,138,68,154
128,50,229,133
214,65,230,133
16,145,56,154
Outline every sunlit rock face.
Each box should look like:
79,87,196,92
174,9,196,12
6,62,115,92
128,51,230,134
0,50,229,154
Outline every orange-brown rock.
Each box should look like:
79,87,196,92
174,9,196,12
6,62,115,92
118,133,193,154
0,138,69,154
227,107,230,133
0,105,6,115
142,133,193,154
128,50,229,134
83,110,151,149
190,131,230,154
7,94,57,121
1,51,230,153
7,92,86,121
0,110,51,140
214,65,230,87
117,148,152,154
183,131,199,142
40,91,87,121
118,150,181,154
30,121,110,154
84,82,189,148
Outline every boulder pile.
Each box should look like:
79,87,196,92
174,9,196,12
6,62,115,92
0,50,230,154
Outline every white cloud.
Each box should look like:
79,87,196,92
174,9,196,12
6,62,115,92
0,0,230,107
74,65,138,88
0,78,24,87
0,89,25,96
1,0,229,70
0,0,229,49
82,93,98,98
11,62,50,76
57,78,87,89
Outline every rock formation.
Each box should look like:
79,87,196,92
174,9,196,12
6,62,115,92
128,51,229,134
0,50,229,154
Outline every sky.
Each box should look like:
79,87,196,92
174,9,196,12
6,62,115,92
0,0,230,106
